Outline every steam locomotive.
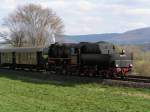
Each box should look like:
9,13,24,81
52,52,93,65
0,41,133,78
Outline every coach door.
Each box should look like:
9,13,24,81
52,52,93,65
70,48,78,65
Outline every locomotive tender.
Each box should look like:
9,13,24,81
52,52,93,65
0,41,133,78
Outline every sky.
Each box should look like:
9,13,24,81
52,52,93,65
0,0,150,35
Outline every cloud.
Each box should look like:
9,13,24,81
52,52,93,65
126,8,150,16
64,15,103,35
125,22,147,30
1,0,19,9
0,26,8,32
77,1,96,12
40,0,66,9
1,0,150,35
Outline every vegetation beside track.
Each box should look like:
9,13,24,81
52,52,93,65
122,45,150,76
0,70,150,112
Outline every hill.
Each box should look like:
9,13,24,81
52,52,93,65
116,27,150,44
64,27,150,44
64,33,120,43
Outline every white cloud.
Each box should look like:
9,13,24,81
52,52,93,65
40,0,66,9
0,26,8,32
65,16,103,35
77,1,96,12
126,8,150,16
1,0,19,9
125,22,147,29
1,0,150,35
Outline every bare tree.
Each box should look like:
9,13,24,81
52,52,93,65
0,4,64,47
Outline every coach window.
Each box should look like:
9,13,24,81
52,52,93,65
71,48,75,55
6,53,8,62
29,53,32,64
31,53,33,64
25,53,27,64
28,53,30,64
22,53,24,64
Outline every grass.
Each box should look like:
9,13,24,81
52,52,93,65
0,70,150,112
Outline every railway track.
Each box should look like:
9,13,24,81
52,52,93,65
109,75,150,84
105,75,150,89
1,68,150,83
124,75,150,83
0,68,150,88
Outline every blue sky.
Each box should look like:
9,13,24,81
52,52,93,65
0,0,150,35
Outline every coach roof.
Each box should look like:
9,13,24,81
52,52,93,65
0,47,48,53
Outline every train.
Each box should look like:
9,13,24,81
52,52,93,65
0,41,133,78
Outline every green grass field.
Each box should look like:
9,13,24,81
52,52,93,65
0,70,150,112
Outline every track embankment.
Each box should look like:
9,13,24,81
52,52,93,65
0,68,150,88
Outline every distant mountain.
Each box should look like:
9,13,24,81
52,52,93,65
115,27,150,44
64,27,150,44
64,33,121,43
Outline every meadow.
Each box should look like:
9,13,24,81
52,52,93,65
0,70,150,112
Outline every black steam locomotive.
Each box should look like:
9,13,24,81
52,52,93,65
0,41,133,78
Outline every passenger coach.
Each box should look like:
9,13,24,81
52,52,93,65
0,47,48,69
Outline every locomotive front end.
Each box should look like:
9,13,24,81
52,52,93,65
111,50,133,78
